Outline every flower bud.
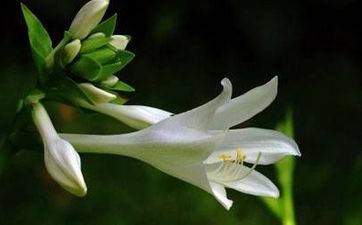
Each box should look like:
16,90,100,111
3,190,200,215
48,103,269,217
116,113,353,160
109,35,129,50
79,83,117,103
79,103,173,129
101,75,119,86
31,103,87,196
62,39,81,64
88,32,106,39
69,0,109,39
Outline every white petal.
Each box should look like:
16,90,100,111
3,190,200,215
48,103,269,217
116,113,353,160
210,76,278,130
152,78,232,131
222,165,279,198
209,181,233,210
205,128,300,165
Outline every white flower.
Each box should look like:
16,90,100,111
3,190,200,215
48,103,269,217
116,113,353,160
69,0,109,39
61,77,300,209
32,103,87,196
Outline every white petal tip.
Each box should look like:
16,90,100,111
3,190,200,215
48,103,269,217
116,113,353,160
223,200,233,210
271,190,280,199
268,76,278,93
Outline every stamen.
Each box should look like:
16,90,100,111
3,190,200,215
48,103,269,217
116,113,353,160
236,151,262,180
236,147,246,163
207,149,262,184
217,154,232,161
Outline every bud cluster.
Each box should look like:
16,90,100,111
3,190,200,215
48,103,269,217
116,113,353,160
22,0,135,107
20,0,136,196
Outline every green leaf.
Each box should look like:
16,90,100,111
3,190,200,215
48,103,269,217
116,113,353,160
101,80,135,92
97,61,124,80
80,36,112,53
21,3,52,75
96,50,135,80
112,50,135,70
70,56,102,81
92,14,117,37
46,74,95,105
83,47,117,64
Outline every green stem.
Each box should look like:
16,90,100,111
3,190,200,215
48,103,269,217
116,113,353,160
261,110,298,225
277,157,296,225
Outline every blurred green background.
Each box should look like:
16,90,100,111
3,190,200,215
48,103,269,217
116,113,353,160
1,0,361,224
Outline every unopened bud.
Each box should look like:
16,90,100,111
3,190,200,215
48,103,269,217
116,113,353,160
79,83,117,103
109,35,129,50
101,75,119,86
62,39,81,64
31,103,87,197
69,0,109,39
88,32,106,39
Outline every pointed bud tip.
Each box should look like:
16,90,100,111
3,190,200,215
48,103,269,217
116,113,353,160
71,183,88,197
63,39,81,64
69,0,110,39
109,35,130,50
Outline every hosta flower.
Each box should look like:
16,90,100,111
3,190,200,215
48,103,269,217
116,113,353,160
62,77,300,209
32,102,87,196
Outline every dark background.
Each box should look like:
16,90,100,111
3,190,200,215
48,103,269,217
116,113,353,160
1,0,361,224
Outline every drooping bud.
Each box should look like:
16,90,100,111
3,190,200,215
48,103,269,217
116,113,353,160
31,102,87,196
69,0,109,39
78,102,173,129
62,39,81,64
79,83,117,103
109,35,129,50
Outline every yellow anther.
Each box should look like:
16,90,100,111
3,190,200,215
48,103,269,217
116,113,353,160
218,154,233,161
236,147,246,162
